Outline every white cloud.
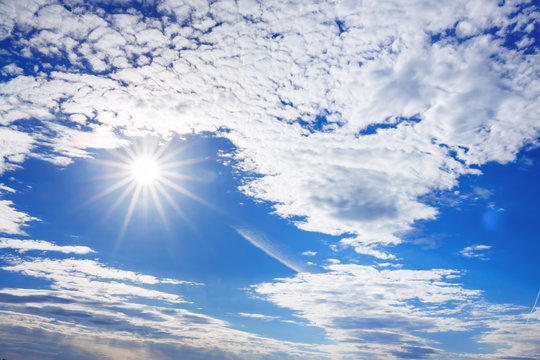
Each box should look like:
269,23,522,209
459,244,492,259
0,199,39,235
0,238,95,254
238,312,279,321
251,263,531,358
0,183,15,193
0,127,34,174
301,251,317,256
1,63,23,76
339,239,396,260
0,257,326,359
2,257,200,288
475,311,540,359
235,227,306,273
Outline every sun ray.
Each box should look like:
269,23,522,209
89,171,129,182
86,176,134,205
104,181,138,221
152,138,174,160
159,157,207,170
155,144,186,163
92,158,132,170
149,184,170,231
108,146,136,164
154,182,190,223
154,182,200,236
159,177,217,210
162,171,202,182
117,183,142,243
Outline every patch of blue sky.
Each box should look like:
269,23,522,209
415,328,506,357
295,111,344,134
358,115,422,136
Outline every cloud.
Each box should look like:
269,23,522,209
0,127,34,174
475,310,540,359
238,312,279,321
0,183,15,193
459,244,492,259
339,239,396,260
2,257,200,288
391,345,437,359
250,262,537,358
0,179,38,235
0,310,322,360
0,238,95,254
0,255,325,359
234,227,306,273
0,199,39,235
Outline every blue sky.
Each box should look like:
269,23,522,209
0,0,539,359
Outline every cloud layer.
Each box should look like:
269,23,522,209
0,250,324,359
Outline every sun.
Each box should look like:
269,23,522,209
130,156,161,184
90,137,212,241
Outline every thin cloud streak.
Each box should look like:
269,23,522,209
234,227,306,273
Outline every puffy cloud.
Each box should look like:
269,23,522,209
473,306,540,359
0,127,34,173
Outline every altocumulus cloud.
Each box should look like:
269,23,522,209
0,0,538,359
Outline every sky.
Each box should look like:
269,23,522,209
0,0,539,359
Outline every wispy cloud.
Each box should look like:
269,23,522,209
0,238,95,254
251,263,534,358
234,227,306,273
0,255,324,359
0,200,39,235
238,312,279,321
